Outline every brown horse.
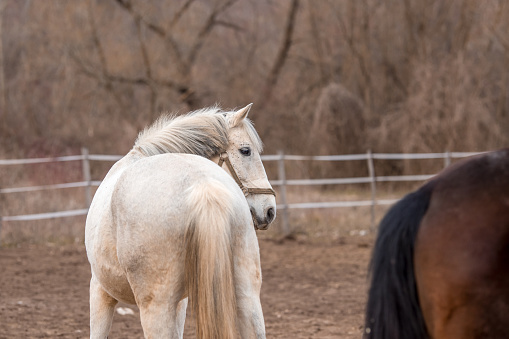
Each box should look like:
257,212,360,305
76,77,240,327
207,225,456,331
364,149,509,339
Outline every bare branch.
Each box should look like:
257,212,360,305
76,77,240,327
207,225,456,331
112,0,240,109
260,0,299,106
169,0,196,29
73,0,180,118
187,0,239,65
214,19,244,32
134,20,150,79
0,0,7,131
332,3,371,97
114,0,185,70
72,50,179,89
133,15,157,119
267,0,299,86
307,0,329,84
87,0,109,82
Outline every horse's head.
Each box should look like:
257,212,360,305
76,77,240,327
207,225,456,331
220,104,276,230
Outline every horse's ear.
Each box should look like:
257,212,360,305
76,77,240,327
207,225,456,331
230,103,253,127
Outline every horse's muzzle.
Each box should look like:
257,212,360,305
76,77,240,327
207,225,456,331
255,223,269,231
251,207,275,230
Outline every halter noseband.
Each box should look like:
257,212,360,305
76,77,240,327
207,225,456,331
217,152,276,197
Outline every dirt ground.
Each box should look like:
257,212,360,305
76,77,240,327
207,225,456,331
0,235,372,339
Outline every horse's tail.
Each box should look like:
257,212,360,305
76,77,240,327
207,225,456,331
184,178,237,339
364,184,434,339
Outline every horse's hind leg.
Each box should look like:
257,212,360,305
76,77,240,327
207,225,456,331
90,275,118,339
127,272,184,339
236,289,265,339
137,293,183,339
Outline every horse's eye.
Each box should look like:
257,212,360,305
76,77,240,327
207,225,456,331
239,147,251,156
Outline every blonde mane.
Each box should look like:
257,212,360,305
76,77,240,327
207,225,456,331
134,106,263,158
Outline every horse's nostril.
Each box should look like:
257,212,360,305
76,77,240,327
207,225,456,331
266,207,275,223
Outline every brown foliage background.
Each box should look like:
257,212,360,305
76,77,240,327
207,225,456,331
1,0,509,165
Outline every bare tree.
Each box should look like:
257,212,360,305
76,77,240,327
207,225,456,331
72,0,241,123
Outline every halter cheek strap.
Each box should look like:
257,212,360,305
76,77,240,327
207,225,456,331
217,152,276,197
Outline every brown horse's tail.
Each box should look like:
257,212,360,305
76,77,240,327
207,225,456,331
364,184,434,339
184,178,237,339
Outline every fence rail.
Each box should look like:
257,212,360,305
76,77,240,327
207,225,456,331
0,149,482,235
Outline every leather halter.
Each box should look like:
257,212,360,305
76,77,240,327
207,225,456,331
217,152,276,197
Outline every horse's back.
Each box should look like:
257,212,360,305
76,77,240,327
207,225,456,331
112,153,246,234
415,149,509,338
111,152,246,247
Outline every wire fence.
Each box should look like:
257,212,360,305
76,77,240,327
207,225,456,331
0,148,482,236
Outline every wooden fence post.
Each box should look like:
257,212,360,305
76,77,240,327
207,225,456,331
81,147,92,208
367,150,377,231
277,150,290,235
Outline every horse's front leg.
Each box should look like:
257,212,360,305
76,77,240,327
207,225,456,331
236,292,266,339
234,251,266,339
90,275,118,339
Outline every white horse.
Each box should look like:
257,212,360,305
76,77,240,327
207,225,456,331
85,104,276,339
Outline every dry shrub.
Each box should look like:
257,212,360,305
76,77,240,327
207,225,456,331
373,53,507,174
310,83,366,154
307,83,366,179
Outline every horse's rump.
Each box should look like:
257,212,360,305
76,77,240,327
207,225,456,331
414,150,509,338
